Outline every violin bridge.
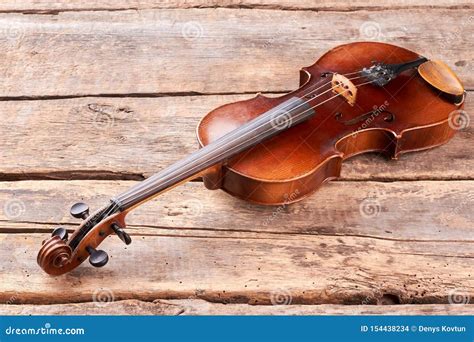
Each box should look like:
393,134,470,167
331,73,357,106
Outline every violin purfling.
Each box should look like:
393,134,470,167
37,42,465,275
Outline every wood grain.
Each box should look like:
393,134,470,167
1,299,473,315
0,1,470,12
0,180,472,305
0,180,473,241
0,0,471,314
0,8,472,98
1,95,472,181
0,300,183,315
1,230,472,305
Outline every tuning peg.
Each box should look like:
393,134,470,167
86,246,109,267
70,202,89,219
111,223,132,245
51,227,69,241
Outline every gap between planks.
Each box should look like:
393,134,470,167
2,219,474,246
0,1,471,15
0,8,472,96
0,93,472,182
0,180,473,242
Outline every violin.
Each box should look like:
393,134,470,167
37,42,466,275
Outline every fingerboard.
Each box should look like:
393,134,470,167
114,97,316,210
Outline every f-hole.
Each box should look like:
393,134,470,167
335,110,395,125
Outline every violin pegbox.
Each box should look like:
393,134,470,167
37,201,131,275
331,73,357,106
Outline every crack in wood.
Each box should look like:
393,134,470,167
0,4,471,15
391,251,474,259
0,91,289,102
1,224,473,244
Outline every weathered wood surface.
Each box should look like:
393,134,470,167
1,231,473,305
1,300,473,315
1,0,473,12
0,0,471,12
0,300,183,316
1,95,472,181
0,8,472,99
1,180,473,241
0,181,473,306
0,0,472,316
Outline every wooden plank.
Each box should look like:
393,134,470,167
0,230,472,305
0,1,470,12
1,180,473,241
0,300,183,315
0,8,472,97
1,95,472,181
1,299,473,315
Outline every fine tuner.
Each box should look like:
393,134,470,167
37,42,465,275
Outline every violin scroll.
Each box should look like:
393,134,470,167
37,236,72,271
37,202,130,275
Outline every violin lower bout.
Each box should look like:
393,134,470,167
197,96,461,206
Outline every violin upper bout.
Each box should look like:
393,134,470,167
418,60,465,101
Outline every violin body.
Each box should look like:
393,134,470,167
198,42,464,204
37,41,465,275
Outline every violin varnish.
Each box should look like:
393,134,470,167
418,60,465,97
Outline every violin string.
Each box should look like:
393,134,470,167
116,75,370,207
97,71,371,234
117,83,372,209
115,78,375,208
84,75,371,233
114,73,366,206
112,75,353,204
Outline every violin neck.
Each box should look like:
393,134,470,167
113,96,316,211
